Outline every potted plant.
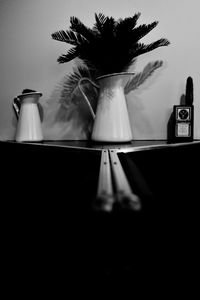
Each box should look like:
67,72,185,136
52,12,169,74
51,12,170,142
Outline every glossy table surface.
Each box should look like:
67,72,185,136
1,139,200,293
2,138,200,152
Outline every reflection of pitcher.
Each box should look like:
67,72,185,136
13,91,43,142
79,72,133,143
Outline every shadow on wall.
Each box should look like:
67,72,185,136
127,65,165,139
11,63,166,141
10,77,97,141
127,93,154,139
41,76,98,140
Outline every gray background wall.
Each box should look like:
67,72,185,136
0,0,200,140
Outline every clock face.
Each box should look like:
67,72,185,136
177,108,190,120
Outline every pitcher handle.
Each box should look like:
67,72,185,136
12,96,44,121
12,97,21,119
78,77,99,120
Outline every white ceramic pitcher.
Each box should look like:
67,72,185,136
13,92,43,142
78,72,133,143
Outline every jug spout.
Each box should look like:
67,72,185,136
14,91,43,142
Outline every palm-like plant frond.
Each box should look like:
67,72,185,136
51,12,170,75
60,63,99,119
58,47,78,63
51,29,87,45
61,64,98,98
62,60,163,101
93,13,109,33
129,21,158,42
70,16,97,42
116,13,141,33
124,60,163,94
132,38,170,57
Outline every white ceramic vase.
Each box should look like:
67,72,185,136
79,72,133,143
14,92,43,142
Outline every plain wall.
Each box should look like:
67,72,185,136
0,0,200,140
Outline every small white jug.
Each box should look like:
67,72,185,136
13,92,43,142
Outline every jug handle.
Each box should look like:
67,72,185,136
78,77,99,120
12,97,21,119
12,96,44,121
